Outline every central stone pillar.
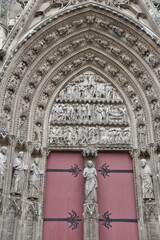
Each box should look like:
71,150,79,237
83,202,99,240
82,147,99,240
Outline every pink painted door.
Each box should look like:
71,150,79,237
43,152,84,240
97,152,139,240
43,152,139,240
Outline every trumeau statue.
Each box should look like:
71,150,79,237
141,159,154,201
0,146,7,192
83,160,98,203
28,158,41,199
11,152,28,195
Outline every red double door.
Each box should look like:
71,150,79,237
43,152,139,240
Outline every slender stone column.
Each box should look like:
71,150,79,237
82,147,99,240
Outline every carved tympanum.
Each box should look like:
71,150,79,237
48,71,131,147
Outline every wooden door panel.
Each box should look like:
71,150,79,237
43,152,84,240
97,152,139,240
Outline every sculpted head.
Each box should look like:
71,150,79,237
141,159,147,168
18,151,24,158
1,146,7,154
87,160,93,168
34,158,39,165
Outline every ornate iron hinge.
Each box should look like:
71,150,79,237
47,164,82,177
98,163,133,178
44,210,81,230
99,211,137,229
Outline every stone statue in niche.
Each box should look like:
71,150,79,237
4,90,14,110
0,110,10,132
157,155,160,181
154,119,160,140
11,152,28,195
141,159,154,201
138,125,147,147
18,116,27,140
157,163,160,181
28,158,42,200
0,146,7,192
34,123,42,144
83,160,98,203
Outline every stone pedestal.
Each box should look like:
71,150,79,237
144,201,160,240
83,203,99,240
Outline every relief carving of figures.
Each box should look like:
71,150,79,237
14,62,26,78
35,107,44,124
11,152,28,195
49,126,131,146
32,40,44,53
22,51,34,65
4,90,14,111
141,159,154,201
0,146,7,192
49,72,131,147
28,158,42,200
148,54,159,67
20,98,30,116
83,160,98,203
154,119,160,141
38,93,48,108
0,110,10,132
137,42,149,55
18,116,27,140
8,75,19,91
50,103,129,125
56,74,123,102
24,84,35,100
34,124,42,144
157,157,160,181
138,125,147,147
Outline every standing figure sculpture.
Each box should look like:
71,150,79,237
0,146,7,192
157,154,160,181
11,152,27,195
141,159,154,201
28,158,41,199
83,160,98,203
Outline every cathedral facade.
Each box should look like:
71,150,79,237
0,0,160,239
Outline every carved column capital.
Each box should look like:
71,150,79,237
144,202,159,221
82,147,98,158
